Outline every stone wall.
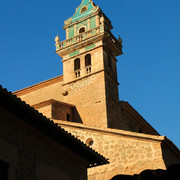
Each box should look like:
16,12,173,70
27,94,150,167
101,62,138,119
0,107,88,180
36,104,52,119
57,121,180,180
34,101,73,121
14,77,63,106
62,44,109,128
52,103,73,121
63,71,108,128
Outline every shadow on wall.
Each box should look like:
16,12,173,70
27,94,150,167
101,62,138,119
111,164,180,180
161,141,180,168
72,107,83,124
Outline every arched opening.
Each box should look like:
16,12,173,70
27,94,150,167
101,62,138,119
85,54,91,74
85,54,91,66
74,58,80,71
79,27,85,34
80,6,88,14
74,58,81,78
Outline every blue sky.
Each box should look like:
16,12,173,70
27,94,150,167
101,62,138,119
0,0,180,148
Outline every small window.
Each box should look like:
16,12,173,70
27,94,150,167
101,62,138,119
79,27,85,34
74,58,80,71
85,54,91,66
0,160,9,180
86,138,94,146
80,7,88,14
66,113,70,122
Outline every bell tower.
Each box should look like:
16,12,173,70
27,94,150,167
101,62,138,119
55,0,123,129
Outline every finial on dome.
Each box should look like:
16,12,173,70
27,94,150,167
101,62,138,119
55,34,60,43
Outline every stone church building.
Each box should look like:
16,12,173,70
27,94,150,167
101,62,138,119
14,0,180,179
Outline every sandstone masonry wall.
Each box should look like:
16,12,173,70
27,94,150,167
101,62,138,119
63,71,107,128
57,121,180,180
15,80,63,106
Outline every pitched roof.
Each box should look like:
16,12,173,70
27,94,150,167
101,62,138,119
0,85,109,167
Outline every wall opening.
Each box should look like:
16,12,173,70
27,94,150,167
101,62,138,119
74,58,80,71
79,27,85,34
86,138,94,146
80,7,88,14
85,54,91,66
85,54,91,73
74,58,81,78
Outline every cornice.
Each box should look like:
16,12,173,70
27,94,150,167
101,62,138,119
61,43,103,62
32,99,75,109
62,69,105,86
56,32,104,57
53,119,165,143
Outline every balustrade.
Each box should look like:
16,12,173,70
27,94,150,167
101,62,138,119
56,26,121,51
86,66,91,74
56,26,103,50
75,70,80,78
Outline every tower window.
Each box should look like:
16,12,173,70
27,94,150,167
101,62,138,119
74,58,80,71
0,160,9,180
80,7,88,14
79,27,85,34
85,54,91,66
85,54,91,74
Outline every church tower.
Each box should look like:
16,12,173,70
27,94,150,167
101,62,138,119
55,0,123,129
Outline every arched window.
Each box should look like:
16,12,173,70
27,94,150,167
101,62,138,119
74,58,80,71
85,54,91,74
79,27,85,34
85,54,91,66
